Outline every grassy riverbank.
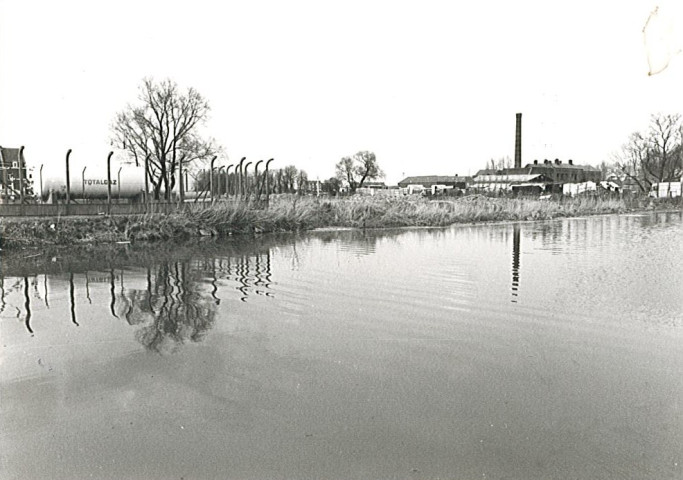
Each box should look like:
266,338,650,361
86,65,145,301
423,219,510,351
1,194,680,249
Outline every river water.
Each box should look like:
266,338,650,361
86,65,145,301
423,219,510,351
1,212,682,480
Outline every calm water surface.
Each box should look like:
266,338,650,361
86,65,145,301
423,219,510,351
1,212,682,479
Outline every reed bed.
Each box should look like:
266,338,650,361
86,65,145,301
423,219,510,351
0,194,676,249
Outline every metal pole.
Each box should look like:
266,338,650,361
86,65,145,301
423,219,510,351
254,160,263,201
265,158,274,206
107,151,113,215
0,144,4,202
226,164,234,198
19,146,25,203
179,156,184,205
117,166,122,200
218,166,225,199
19,146,25,214
64,148,71,214
39,164,44,201
209,156,217,203
238,157,246,199
244,161,252,199
144,154,150,205
82,166,87,199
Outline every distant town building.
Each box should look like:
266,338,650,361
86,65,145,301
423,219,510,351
471,173,555,193
303,179,322,195
360,181,387,189
0,146,34,202
356,182,390,196
475,159,601,185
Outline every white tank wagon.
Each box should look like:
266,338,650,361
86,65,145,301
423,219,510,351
40,165,147,201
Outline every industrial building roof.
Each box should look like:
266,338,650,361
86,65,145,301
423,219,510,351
473,174,550,183
398,175,472,186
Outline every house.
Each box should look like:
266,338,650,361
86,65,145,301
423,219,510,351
303,179,322,195
0,146,34,202
398,175,472,190
357,182,399,196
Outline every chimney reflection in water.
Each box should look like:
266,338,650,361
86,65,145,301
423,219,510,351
511,224,521,303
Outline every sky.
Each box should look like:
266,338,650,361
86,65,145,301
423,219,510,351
2,0,683,185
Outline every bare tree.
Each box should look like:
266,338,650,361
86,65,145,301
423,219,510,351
322,177,341,195
296,169,309,194
614,131,651,192
487,156,513,170
614,113,683,192
335,151,383,193
281,165,298,193
646,113,682,182
111,78,220,200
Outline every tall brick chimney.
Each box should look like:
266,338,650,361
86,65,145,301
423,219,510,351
514,113,522,169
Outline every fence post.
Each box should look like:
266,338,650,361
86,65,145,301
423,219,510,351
209,156,217,204
265,158,274,207
19,146,26,215
82,167,87,199
218,166,225,199
254,160,263,202
179,156,184,207
107,151,113,215
237,157,246,199
226,164,234,198
244,161,252,201
64,148,72,215
0,145,4,202
144,154,150,209
117,166,122,200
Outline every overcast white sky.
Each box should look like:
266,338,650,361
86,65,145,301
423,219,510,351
2,0,683,184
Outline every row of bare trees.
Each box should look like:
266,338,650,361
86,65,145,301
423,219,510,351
111,79,386,200
613,113,683,192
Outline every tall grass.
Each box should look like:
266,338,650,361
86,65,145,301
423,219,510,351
0,194,677,249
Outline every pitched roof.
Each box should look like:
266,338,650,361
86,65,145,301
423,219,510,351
362,181,387,187
0,147,21,168
398,175,472,185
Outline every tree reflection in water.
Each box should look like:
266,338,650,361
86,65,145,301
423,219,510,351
121,261,218,354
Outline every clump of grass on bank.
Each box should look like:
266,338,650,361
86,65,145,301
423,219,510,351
0,194,679,249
